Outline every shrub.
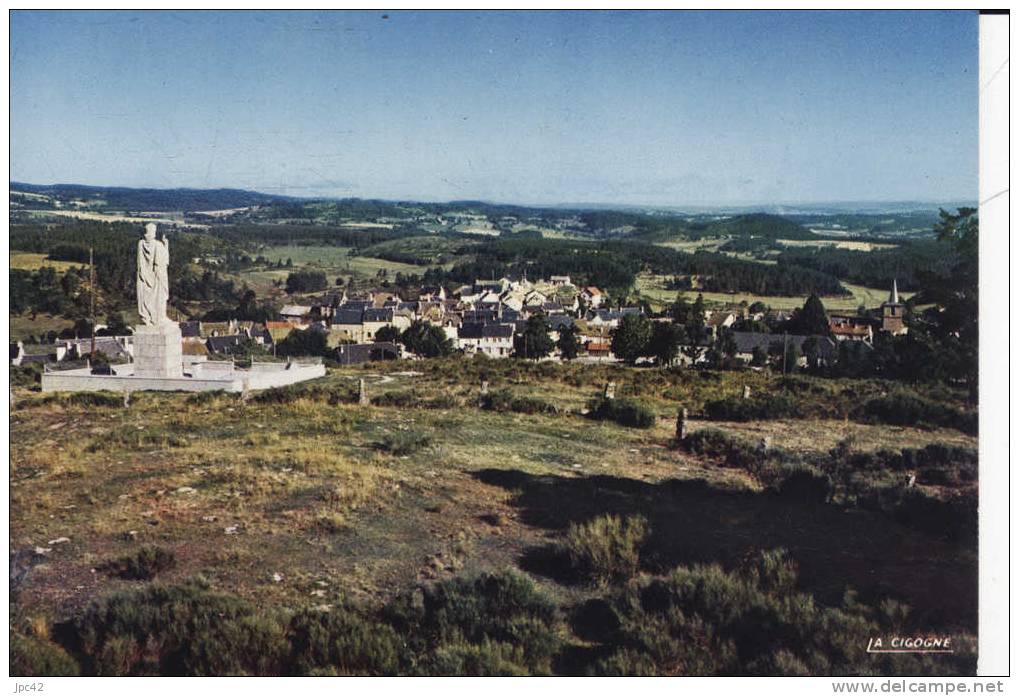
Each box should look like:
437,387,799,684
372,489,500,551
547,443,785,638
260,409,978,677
597,552,977,676
286,608,401,675
586,397,656,429
422,640,531,676
253,384,352,406
561,514,649,585
892,489,977,543
858,394,977,435
67,391,123,408
773,466,833,504
703,393,797,421
375,430,432,456
387,570,561,675
480,388,558,415
10,626,80,676
100,546,177,580
60,583,289,675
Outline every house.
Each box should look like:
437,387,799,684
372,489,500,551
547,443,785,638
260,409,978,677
279,305,312,324
265,321,295,344
545,314,575,341
829,315,874,343
549,275,573,287
587,307,642,328
730,331,839,367
329,309,367,344
362,307,412,341
418,285,447,301
581,286,605,308
206,334,247,355
706,311,737,336
584,342,613,360
457,323,514,357
179,321,202,340
880,279,907,335
335,341,401,365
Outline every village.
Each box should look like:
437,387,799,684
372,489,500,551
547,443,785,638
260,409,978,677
12,272,908,373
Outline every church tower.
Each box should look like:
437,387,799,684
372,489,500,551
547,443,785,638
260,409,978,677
880,279,906,335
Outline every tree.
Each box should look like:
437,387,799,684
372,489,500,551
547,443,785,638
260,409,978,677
611,314,653,365
802,335,823,372
647,321,684,366
285,271,328,294
669,295,691,324
751,345,768,368
98,312,129,337
514,315,554,360
556,323,582,361
769,336,802,373
400,320,453,358
924,207,978,399
276,327,329,358
374,325,401,344
792,294,830,336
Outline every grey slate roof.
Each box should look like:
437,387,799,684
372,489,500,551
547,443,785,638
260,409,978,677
731,331,838,360
331,309,364,326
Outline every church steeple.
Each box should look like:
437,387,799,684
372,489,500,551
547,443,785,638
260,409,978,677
888,278,900,305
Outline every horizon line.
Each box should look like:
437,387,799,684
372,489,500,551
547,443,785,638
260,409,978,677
9,179,977,211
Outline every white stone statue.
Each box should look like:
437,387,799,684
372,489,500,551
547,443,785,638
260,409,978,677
137,222,170,325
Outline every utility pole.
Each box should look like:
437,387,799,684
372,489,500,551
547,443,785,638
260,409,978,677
89,246,96,357
782,332,789,376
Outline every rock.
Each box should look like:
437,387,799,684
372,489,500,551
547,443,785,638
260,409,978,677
314,604,332,612
202,515,217,523
34,547,52,556
48,537,70,545
310,589,327,598
123,530,138,541
271,572,284,583
410,587,426,612
175,486,196,494
224,525,240,535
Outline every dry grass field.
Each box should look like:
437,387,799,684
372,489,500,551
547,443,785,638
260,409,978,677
10,252,83,273
11,361,977,672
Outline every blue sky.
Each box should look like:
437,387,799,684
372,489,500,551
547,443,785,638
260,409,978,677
10,10,978,206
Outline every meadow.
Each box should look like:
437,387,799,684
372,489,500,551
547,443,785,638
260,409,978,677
634,273,912,311
10,360,977,675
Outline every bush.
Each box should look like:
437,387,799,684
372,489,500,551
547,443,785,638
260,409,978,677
703,393,797,421
375,430,432,456
10,627,80,676
858,394,977,434
480,388,558,415
286,608,401,675
892,489,977,543
561,514,649,585
586,397,656,429
253,383,352,406
773,466,833,504
387,570,562,675
100,546,177,580
60,583,289,675
596,552,976,675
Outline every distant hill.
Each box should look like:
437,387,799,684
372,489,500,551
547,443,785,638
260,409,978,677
701,213,815,240
10,182,295,212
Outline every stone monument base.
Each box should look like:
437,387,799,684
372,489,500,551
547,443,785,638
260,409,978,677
40,357,326,393
133,322,184,378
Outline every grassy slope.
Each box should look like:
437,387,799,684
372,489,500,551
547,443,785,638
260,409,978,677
11,362,977,641
635,273,912,311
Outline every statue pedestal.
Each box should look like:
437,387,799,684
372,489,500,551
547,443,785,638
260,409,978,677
132,322,183,378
